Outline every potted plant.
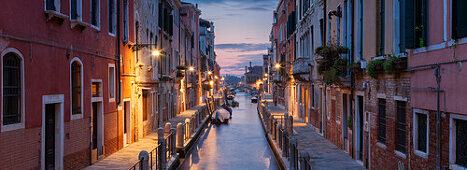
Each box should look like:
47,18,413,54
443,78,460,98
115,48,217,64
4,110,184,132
315,45,349,85
367,59,385,79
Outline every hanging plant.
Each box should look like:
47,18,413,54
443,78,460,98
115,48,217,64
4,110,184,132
315,45,349,85
367,59,385,79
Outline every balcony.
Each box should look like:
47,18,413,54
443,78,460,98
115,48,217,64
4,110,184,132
292,57,311,82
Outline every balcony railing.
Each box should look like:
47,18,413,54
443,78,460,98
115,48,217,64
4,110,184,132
292,57,311,75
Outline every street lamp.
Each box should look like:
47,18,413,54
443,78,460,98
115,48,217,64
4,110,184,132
209,80,214,86
208,71,212,75
264,73,268,77
275,63,281,69
152,50,160,57
188,66,195,72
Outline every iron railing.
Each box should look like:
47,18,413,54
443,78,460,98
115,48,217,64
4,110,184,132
127,160,142,170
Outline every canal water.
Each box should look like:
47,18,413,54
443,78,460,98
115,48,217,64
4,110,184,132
179,92,279,170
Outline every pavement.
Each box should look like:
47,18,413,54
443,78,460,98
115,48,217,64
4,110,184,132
293,120,365,170
84,104,207,170
83,133,159,170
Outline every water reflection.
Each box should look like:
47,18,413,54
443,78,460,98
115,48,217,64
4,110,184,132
179,92,279,170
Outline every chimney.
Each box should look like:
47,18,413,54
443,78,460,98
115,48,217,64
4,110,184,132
245,66,248,73
250,62,252,69
196,3,198,8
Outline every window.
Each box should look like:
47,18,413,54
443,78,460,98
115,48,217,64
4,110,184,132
92,82,102,97
91,0,100,27
453,0,467,39
357,0,363,60
378,0,385,55
395,101,407,154
109,64,115,101
108,0,116,34
311,85,315,107
377,99,386,143
401,0,427,50
123,0,128,41
71,59,83,118
413,109,428,155
319,19,324,46
70,0,82,20
143,90,149,121
455,119,467,167
46,0,59,11
2,52,22,126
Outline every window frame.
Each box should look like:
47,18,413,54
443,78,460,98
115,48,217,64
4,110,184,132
1,48,25,132
70,0,83,21
108,64,116,102
413,109,429,158
90,0,100,30
123,0,129,42
70,58,84,120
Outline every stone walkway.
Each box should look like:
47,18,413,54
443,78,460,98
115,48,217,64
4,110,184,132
84,133,159,170
84,104,207,170
293,120,364,170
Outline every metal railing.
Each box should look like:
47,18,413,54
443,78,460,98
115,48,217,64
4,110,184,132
165,132,175,161
127,160,142,170
149,143,161,170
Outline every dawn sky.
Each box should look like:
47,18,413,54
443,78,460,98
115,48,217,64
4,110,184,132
189,0,277,76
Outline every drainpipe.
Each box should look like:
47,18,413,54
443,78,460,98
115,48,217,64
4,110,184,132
435,65,441,170
116,0,121,148
350,0,355,159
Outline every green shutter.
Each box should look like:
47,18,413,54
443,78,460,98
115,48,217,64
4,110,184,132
401,0,415,50
454,0,467,39
158,3,163,28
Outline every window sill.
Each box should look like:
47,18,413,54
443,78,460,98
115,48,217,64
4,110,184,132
70,19,90,31
376,142,387,149
450,164,467,170
109,98,116,103
71,114,83,120
91,25,101,31
1,123,25,132
395,150,407,159
414,150,428,159
44,10,68,23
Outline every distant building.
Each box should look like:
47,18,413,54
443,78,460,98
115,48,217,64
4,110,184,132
244,63,263,89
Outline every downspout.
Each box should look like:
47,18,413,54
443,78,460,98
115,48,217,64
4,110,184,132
116,0,121,149
350,0,355,159
435,65,441,170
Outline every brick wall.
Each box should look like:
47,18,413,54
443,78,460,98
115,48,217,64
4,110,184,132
104,111,119,157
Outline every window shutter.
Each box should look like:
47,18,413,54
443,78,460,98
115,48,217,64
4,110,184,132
401,0,415,50
453,0,467,39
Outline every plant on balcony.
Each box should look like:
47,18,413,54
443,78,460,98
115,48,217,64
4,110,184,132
315,45,349,85
367,59,385,79
176,65,188,70
349,61,362,73
176,70,185,78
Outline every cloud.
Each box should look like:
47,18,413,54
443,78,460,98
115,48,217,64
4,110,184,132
243,7,270,11
215,43,269,52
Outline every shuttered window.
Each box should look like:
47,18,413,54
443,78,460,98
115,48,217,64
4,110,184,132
395,101,407,154
108,0,116,34
377,99,386,143
453,0,467,39
71,0,78,19
71,61,82,115
3,53,22,125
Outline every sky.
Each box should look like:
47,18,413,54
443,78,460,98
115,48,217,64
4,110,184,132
188,0,278,76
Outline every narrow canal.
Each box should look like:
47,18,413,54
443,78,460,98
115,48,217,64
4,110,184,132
179,92,279,170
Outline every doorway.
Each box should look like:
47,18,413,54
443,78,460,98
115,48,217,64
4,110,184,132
91,101,104,163
41,94,64,170
304,88,309,123
123,99,131,146
356,95,364,161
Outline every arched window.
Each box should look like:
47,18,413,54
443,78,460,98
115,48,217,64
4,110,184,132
71,60,82,117
3,52,22,125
